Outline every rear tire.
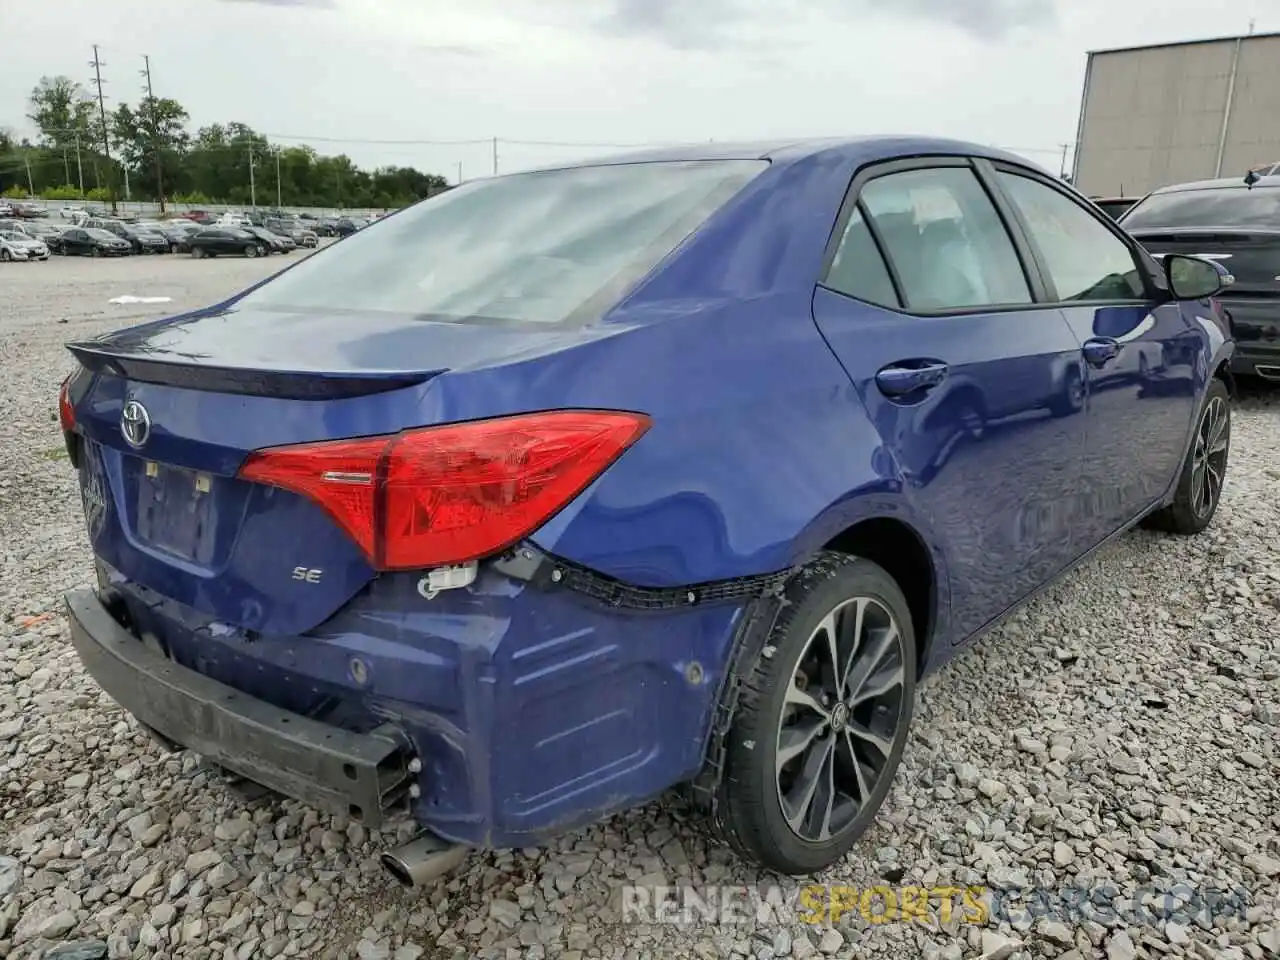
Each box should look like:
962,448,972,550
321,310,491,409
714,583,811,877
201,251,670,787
245,245,259,258
192,247,205,259
92,247,103,258
1142,378,1230,535
712,553,917,875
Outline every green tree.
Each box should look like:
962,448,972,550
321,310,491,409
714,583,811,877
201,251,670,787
112,97,190,207
27,75,99,192
12,71,449,208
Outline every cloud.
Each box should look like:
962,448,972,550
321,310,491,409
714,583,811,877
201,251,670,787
596,0,1057,48
214,0,336,7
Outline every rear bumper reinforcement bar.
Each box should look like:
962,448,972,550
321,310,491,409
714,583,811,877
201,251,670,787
65,587,412,827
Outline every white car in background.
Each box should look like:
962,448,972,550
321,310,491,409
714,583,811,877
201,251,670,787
0,230,50,261
59,205,87,220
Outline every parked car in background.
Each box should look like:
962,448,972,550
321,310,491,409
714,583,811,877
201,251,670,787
23,221,67,243
1120,173,1280,381
0,229,50,261
189,227,269,258
334,216,367,237
312,217,340,237
121,224,171,254
266,218,319,248
152,220,203,253
0,218,35,236
1090,196,1138,220
81,218,163,254
59,205,88,220
57,137,1235,884
55,227,131,257
4,201,44,219
245,225,296,254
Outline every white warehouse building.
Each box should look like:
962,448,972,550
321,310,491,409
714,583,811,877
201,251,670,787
1071,30,1280,198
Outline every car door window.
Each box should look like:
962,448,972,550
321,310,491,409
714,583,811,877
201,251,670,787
825,206,899,308
858,167,1032,312
997,173,1146,302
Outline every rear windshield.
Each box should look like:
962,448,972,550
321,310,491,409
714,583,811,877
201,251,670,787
1122,186,1280,230
237,159,767,325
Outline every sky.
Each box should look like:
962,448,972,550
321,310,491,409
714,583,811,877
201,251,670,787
1,0,1275,184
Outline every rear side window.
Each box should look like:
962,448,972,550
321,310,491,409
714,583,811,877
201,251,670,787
1122,187,1280,230
858,167,1032,312
238,159,768,325
825,207,899,308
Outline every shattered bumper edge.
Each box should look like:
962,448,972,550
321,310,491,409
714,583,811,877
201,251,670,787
65,586,412,828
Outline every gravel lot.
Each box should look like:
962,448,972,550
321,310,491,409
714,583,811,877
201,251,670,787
1,254,1278,960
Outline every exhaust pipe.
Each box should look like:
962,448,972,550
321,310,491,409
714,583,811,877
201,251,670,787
380,832,469,889
1255,365,1280,381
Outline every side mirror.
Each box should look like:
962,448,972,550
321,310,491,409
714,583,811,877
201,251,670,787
1165,254,1226,300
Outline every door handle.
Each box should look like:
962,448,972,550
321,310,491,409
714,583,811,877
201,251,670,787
1082,338,1120,367
875,361,950,397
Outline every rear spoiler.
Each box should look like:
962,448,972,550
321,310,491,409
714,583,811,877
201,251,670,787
66,343,439,400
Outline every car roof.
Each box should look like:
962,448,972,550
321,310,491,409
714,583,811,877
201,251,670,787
507,135,1046,175
1149,175,1280,195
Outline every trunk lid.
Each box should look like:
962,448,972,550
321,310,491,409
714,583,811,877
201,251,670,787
70,306,623,636
1128,228,1280,298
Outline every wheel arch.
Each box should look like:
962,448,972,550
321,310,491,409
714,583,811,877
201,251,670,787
821,516,941,679
1212,356,1236,399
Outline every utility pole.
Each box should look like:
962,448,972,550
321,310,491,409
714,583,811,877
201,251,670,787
75,134,85,197
140,55,166,212
492,137,498,175
24,153,35,196
1059,143,1071,179
89,45,118,215
248,145,257,208
275,147,282,208
123,165,131,201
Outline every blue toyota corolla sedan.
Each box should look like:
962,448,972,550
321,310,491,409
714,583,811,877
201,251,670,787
58,136,1235,884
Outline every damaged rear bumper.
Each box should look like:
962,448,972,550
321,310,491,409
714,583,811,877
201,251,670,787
65,587,413,827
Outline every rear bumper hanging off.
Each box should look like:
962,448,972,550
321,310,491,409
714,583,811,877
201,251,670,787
65,587,413,827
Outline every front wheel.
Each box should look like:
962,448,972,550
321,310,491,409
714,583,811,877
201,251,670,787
1141,378,1230,535
192,247,205,259
244,245,259,258
92,247,103,258
712,553,917,875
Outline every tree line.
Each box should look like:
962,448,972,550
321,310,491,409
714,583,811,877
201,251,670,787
1,76,450,209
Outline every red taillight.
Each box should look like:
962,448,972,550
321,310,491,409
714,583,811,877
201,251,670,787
237,410,651,570
58,375,76,432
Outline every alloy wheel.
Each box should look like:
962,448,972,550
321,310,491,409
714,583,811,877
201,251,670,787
775,597,908,843
1190,395,1228,518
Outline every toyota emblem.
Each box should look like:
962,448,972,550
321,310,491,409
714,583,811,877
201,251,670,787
120,400,152,448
